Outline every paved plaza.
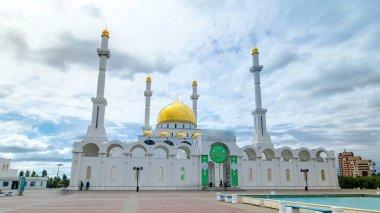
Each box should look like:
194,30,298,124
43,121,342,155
0,189,377,213
0,189,276,213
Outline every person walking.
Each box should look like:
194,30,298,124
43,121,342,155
80,181,84,191
85,181,90,190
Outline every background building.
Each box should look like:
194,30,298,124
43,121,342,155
0,157,47,190
338,151,374,177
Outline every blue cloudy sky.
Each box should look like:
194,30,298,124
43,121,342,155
1,1,379,177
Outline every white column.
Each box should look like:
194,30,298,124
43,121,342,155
191,80,199,120
249,48,272,147
143,77,152,131
85,30,111,142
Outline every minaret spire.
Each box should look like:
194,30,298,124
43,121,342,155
143,76,152,131
249,48,272,148
85,29,111,142
191,80,199,122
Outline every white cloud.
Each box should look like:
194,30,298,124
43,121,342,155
1,0,380,173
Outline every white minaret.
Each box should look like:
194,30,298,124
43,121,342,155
250,48,272,148
190,80,199,121
142,76,153,131
85,29,111,142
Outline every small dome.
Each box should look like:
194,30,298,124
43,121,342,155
101,29,109,38
143,131,153,136
252,47,259,55
192,132,201,138
192,80,197,86
176,132,186,138
146,76,152,82
160,131,170,137
157,100,196,126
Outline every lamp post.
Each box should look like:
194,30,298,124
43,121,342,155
300,169,309,191
56,163,63,188
133,167,143,192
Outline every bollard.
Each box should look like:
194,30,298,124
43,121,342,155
332,206,344,213
271,191,276,195
216,192,221,201
376,192,380,195
232,194,238,204
278,201,286,213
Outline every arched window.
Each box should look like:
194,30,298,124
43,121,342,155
180,167,185,181
181,141,192,146
176,149,187,159
111,166,117,180
86,166,92,180
267,169,272,181
158,167,163,181
6,165,8,171
263,149,275,161
321,169,326,181
131,147,146,158
244,149,256,161
248,168,253,181
317,151,328,162
144,139,155,145
286,169,290,181
163,140,174,146
83,143,99,156
109,147,123,157
154,148,167,159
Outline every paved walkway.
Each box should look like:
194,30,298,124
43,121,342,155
0,190,276,213
1,189,376,213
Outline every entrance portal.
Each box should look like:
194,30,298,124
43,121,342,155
209,143,230,187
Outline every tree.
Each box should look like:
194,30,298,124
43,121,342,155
62,174,69,187
31,171,36,177
25,170,30,177
19,170,24,177
42,170,48,177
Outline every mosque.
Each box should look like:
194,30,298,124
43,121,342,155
68,29,339,190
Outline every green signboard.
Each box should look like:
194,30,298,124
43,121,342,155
210,144,228,163
230,156,238,187
19,176,26,193
201,155,208,187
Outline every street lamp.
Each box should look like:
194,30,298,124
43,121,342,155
300,169,309,191
57,164,63,178
56,163,63,188
133,167,143,192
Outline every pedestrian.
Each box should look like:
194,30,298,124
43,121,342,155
80,181,84,191
85,181,90,190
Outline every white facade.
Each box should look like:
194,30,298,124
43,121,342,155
69,30,339,190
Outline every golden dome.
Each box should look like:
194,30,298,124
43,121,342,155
192,132,201,138
143,131,153,136
252,47,259,55
176,132,186,138
157,100,196,126
146,76,152,82
160,131,170,137
192,80,197,86
101,29,109,38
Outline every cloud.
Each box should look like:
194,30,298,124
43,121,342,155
1,0,380,174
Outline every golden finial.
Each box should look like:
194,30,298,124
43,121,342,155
252,47,259,55
146,76,152,82
192,80,197,86
101,29,109,38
